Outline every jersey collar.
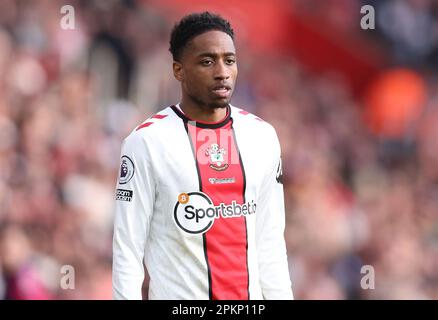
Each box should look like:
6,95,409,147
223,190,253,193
171,104,232,129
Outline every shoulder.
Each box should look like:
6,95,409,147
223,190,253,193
230,105,279,144
120,106,181,159
133,106,177,134
123,105,180,143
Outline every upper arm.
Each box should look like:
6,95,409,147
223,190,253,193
112,133,155,299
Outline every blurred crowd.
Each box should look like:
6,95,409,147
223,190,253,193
0,0,436,299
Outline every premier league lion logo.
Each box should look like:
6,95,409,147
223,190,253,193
120,160,128,178
119,156,135,184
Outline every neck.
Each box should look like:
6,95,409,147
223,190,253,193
179,98,228,123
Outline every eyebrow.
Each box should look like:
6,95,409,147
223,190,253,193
197,52,236,58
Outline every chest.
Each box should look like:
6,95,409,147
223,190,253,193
151,122,269,202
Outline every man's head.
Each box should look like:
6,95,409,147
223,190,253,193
170,12,237,109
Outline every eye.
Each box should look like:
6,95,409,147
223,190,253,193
201,60,213,66
226,58,236,65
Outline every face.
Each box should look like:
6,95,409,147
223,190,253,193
173,30,238,109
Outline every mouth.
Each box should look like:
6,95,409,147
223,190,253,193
211,84,232,98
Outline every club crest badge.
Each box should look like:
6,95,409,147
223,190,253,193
205,143,228,171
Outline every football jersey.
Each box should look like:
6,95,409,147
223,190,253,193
112,104,293,300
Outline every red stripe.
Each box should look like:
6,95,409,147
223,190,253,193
151,114,167,119
135,122,153,131
239,110,249,115
136,115,167,131
188,122,249,300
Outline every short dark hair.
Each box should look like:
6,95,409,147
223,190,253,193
169,11,234,61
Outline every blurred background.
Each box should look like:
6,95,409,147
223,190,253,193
0,0,437,300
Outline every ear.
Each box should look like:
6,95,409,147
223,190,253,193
173,61,184,82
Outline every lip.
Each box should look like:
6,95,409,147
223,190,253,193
211,84,232,98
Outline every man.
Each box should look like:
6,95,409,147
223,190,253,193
112,11,293,300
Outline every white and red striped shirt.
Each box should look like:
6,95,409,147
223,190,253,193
112,104,293,300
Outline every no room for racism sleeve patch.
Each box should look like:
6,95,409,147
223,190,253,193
115,189,133,202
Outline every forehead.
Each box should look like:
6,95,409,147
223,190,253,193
184,30,235,58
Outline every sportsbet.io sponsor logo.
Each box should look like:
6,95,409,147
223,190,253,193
174,192,256,234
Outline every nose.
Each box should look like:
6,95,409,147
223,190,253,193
213,60,230,80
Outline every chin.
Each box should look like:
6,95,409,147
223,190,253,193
208,100,230,109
